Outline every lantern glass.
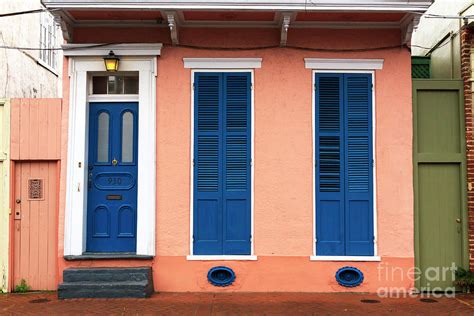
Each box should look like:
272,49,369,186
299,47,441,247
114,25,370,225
104,58,119,72
104,51,120,72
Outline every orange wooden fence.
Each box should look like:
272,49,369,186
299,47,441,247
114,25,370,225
10,98,61,160
9,98,61,291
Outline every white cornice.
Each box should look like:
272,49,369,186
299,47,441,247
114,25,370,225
305,58,384,70
42,1,432,12
183,58,262,68
62,43,163,56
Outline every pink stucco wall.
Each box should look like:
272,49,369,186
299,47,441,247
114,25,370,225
58,27,414,292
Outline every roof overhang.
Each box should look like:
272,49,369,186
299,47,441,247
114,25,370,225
43,1,432,47
42,0,432,12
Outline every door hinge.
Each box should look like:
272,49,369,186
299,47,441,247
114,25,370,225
193,83,195,90
192,235,195,242
315,160,317,167
371,159,375,168
250,235,252,242
371,83,374,90
314,83,317,91
315,238,318,243
193,159,195,167
249,158,252,166
250,82,253,90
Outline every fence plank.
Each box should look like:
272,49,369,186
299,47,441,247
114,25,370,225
10,98,62,160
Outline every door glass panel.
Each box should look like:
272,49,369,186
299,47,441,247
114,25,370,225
97,112,110,162
124,77,139,94
91,75,139,94
108,76,125,94
122,111,134,162
92,77,107,94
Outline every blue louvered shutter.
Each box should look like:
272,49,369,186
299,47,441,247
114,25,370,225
343,74,374,256
193,73,223,255
315,73,345,256
223,73,251,255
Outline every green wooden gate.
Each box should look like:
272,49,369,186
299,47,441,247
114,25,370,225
413,80,468,291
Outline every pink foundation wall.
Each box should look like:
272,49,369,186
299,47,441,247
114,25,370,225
58,28,414,292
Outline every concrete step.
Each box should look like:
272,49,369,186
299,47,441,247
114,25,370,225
63,267,151,283
58,267,153,299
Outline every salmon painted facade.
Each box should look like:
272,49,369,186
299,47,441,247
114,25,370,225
6,0,461,296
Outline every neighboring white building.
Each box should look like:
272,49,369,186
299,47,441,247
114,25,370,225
0,0,63,98
412,0,472,79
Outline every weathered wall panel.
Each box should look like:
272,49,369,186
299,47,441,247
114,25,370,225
0,100,10,292
0,0,63,99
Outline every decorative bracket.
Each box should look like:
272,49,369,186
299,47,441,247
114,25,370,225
166,11,179,45
53,13,74,42
280,13,293,47
400,14,421,48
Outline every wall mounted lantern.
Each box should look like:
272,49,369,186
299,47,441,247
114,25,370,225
104,50,120,72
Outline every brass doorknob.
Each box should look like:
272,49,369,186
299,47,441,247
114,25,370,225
112,158,118,166
456,218,461,223
15,199,21,204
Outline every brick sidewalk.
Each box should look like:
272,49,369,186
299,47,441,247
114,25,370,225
1,292,474,315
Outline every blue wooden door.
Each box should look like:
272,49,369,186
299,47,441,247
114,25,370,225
315,73,374,256
87,102,138,253
193,73,251,255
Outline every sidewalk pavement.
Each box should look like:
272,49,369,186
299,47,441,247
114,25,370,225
1,292,474,315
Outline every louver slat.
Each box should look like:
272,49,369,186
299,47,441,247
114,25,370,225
319,137,340,192
318,77,341,192
197,75,220,132
226,75,248,131
346,76,370,192
344,74,374,256
223,73,251,255
315,74,345,256
197,136,219,192
225,136,247,191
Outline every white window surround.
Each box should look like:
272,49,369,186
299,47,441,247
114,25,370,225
310,256,381,262
64,52,157,256
187,255,257,261
183,58,262,69
188,68,256,260
310,66,379,262
304,58,384,70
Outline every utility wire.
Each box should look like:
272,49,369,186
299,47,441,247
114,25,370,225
0,8,58,18
0,43,120,51
411,21,465,55
176,43,407,52
0,42,408,52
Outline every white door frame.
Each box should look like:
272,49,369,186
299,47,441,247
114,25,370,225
64,47,159,256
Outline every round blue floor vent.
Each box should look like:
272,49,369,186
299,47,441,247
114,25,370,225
207,266,236,287
335,266,364,287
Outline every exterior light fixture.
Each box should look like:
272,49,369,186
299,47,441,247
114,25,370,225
104,50,120,72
